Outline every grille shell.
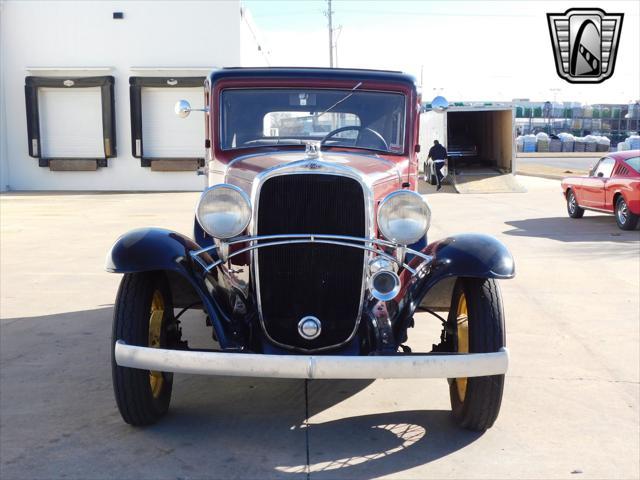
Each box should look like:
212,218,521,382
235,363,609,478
256,174,366,350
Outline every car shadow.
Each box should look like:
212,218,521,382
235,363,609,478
1,307,482,479
267,409,479,479
503,215,640,242
299,378,479,478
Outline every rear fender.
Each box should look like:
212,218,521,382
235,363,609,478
105,228,235,349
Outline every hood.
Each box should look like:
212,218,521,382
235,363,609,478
224,151,403,187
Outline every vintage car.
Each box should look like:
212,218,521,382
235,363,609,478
561,150,640,230
106,68,514,430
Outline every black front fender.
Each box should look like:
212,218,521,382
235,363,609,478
398,233,515,327
105,228,236,349
106,228,203,274
424,233,515,281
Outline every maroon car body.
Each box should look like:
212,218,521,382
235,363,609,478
561,150,640,229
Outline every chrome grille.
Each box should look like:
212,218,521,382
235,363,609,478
256,174,366,350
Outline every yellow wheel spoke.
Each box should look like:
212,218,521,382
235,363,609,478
455,292,469,402
148,290,165,399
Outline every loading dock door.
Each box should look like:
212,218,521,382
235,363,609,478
25,76,116,170
39,87,105,158
140,87,204,158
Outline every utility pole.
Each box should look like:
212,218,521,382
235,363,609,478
327,0,334,67
334,25,342,67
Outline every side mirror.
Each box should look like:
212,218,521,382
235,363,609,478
175,99,192,118
431,96,449,113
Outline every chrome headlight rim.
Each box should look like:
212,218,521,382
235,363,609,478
195,184,252,240
376,190,431,245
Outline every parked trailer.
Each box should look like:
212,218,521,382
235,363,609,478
419,104,516,188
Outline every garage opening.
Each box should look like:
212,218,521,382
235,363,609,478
446,109,513,175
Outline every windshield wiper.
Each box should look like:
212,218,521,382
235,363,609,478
314,81,363,119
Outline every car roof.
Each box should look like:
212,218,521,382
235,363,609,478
607,149,640,161
208,67,417,89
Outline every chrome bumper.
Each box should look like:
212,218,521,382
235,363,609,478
114,341,509,379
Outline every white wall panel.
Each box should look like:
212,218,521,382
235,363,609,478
0,0,244,191
141,87,204,158
39,87,104,158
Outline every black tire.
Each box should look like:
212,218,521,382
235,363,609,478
447,277,505,431
615,196,639,230
566,189,585,219
111,272,176,426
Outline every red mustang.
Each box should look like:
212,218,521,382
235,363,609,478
562,150,640,230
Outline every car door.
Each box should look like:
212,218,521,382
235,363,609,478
604,159,622,212
581,157,615,209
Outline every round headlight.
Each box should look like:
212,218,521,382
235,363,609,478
377,190,431,244
196,184,252,239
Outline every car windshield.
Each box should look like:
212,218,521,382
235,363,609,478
219,88,406,154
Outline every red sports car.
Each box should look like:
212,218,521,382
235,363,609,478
561,150,640,230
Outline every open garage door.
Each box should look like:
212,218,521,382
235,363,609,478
130,77,205,171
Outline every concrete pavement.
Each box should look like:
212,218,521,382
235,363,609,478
516,155,597,179
1,176,639,479
516,156,599,171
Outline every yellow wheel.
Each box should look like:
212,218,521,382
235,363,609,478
112,272,176,426
454,292,469,402
148,290,166,399
448,277,505,431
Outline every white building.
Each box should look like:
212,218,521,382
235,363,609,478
0,0,269,191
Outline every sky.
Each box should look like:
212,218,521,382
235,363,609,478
243,0,640,104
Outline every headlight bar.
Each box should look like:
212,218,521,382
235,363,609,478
189,234,433,276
